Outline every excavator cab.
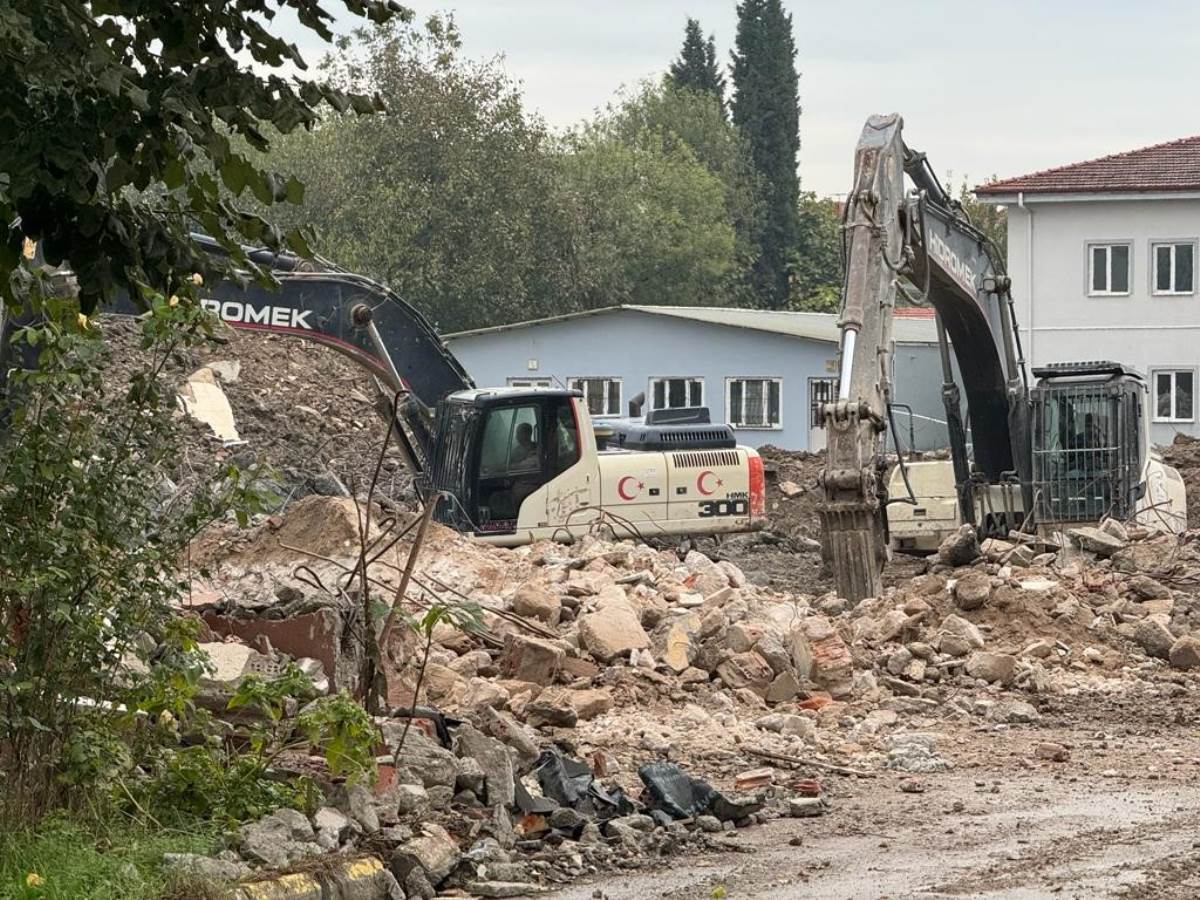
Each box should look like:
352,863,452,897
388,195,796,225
425,388,583,535
1030,362,1145,525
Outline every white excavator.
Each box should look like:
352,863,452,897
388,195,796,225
819,114,1187,600
0,237,765,547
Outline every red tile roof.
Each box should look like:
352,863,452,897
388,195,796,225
894,306,935,318
975,135,1200,196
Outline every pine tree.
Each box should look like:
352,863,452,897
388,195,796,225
668,18,726,110
731,0,800,309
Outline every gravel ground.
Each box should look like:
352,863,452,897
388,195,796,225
552,680,1200,899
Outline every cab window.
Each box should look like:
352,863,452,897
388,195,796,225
479,404,541,476
550,401,580,476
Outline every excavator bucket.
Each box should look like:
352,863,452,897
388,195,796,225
819,503,885,601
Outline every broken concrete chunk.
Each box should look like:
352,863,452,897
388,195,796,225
331,782,379,834
577,601,650,662
964,651,1017,685
765,670,801,703
311,806,353,849
386,726,459,789
804,617,853,698
239,809,320,867
778,480,804,498
178,366,241,443
499,633,564,685
1134,616,1175,660
162,852,248,882
717,560,747,587
1099,517,1129,543
456,723,516,808
715,651,774,697
390,823,461,886
510,581,562,626
1069,526,1127,558
726,622,766,654
1035,741,1070,762
662,616,700,674
1170,635,1200,668
567,687,613,721
936,614,985,657
754,712,816,741
479,707,540,771
524,687,579,728
1129,575,1171,601
953,572,991,611
938,525,980,567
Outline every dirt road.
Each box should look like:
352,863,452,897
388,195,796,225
550,775,1200,899
551,684,1200,900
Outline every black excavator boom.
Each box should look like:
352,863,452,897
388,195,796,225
0,234,473,473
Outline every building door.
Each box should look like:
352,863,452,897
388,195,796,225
808,378,837,451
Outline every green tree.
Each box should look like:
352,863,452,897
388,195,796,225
595,81,761,306
668,18,726,112
0,0,407,317
0,298,268,825
958,175,1008,265
265,19,566,332
731,0,801,309
551,130,737,309
791,193,842,312
265,23,740,329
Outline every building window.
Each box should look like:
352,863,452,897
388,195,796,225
727,378,782,429
568,377,621,416
1088,243,1130,296
1152,241,1195,295
1153,369,1195,423
650,377,703,411
507,377,551,388
809,378,837,427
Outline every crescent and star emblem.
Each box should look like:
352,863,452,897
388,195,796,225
696,470,724,496
617,475,644,501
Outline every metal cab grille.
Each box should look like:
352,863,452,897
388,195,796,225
1031,382,1140,525
671,450,741,468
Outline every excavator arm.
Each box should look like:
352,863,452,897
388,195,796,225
820,114,1030,600
0,234,473,473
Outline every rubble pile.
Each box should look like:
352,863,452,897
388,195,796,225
104,320,411,504
164,488,1200,895
1161,432,1200,529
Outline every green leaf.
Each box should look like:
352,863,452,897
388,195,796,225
284,228,312,258
284,176,305,205
163,157,185,190
220,157,249,195
96,66,123,97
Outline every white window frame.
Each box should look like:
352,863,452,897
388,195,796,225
506,377,552,388
648,376,705,412
1087,241,1132,297
568,376,622,417
1150,240,1197,296
725,377,783,430
1152,368,1196,423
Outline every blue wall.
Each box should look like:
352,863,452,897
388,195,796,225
445,309,950,452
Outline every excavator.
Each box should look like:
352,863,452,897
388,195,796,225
0,236,766,547
820,114,1187,601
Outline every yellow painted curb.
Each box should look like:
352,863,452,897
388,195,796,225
235,856,390,900
237,870,322,900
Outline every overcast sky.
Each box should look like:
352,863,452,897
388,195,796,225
279,0,1200,196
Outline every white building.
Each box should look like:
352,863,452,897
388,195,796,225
977,136,1200,444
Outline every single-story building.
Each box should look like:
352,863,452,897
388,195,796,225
444,305,951,452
